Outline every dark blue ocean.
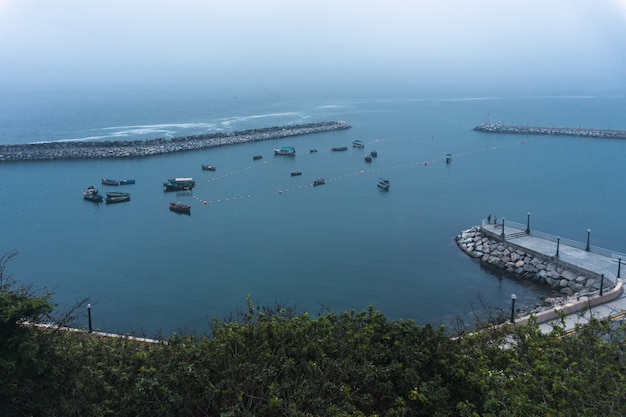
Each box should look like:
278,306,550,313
2,86,626,337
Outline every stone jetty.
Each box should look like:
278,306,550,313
473,123,626,139
456,226,600,305
0,120,351,162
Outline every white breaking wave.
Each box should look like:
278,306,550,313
315,104,347,109
218,112,303,128
30,114,317,144
102,122,217,132
38,122,221,143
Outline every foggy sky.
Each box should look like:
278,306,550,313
1,0,625,96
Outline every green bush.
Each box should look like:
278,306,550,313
2,252,626,416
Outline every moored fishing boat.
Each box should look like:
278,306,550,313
253,155,263,160
370,150,378,157
82,185,103,202
313,178,325,186
119,179,135,185
163,178,195,191
445,153,452,163
330,146,348,152
352,140,365,148
105,191,130,204
274,146,296,156
169,201,191,213
377,177,390,190
291,171,302,176
84,193,103,202
201,165,216,171
83,185,98,195
102,178,120,186
364,154,372,162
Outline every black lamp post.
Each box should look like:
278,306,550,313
600,274,604,296
556,237,560,258
501,217,506,240
585,229,591,252
618,258,622,279
526,212,531,234
87,303,93,333
510,294,517,324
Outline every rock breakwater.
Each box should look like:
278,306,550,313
474,123,626,139
456,226,601,307
0,120,351,162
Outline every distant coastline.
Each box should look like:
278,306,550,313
0,120,351,162
473,123,626,139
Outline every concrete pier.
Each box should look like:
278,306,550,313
474,123,626,139
457,220,625,331
0,120,351,162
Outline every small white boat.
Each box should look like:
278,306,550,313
82,185,103,202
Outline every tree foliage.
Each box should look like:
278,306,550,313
0,250,55,415
2,255,626,416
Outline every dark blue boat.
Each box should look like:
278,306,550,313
377,178,390,190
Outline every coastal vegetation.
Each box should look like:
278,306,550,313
2,251,626,416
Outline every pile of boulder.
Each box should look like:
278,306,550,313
456,226,601,300
0,120,352,162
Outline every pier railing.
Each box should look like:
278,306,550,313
504,220,626,258
485,219,623,286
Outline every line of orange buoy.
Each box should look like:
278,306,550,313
195,160,272,187
190,193,254,205
182,137,529,207
188,159,273,203
273,138,528,194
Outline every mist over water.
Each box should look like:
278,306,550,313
2,89,626,337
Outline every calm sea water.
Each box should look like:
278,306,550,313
2,87,626,337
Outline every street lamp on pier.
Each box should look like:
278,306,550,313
600,274,604,296
556,237,560,258
585,229,591,252
510,294,517,324
501,218,506,240
526,212,531,234
87,304,93,333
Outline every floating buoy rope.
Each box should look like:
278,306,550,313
186,137,527,208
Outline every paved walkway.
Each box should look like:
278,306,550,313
479,221,625,333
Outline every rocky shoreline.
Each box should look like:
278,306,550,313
0,120,351,162
456,226,602,313
473,122,626,139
